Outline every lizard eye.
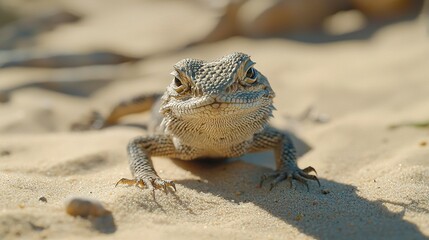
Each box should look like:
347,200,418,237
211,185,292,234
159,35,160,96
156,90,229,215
174,77,182,87
245,67,257,84
172,77,187,93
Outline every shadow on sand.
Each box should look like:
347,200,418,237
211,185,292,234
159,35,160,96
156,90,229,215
108,125,426,239
164,129,426,239
171,156,426,240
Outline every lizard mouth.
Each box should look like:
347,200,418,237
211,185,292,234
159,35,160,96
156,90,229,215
162,90,274,117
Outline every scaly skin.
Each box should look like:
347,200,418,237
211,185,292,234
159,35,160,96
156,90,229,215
82,52,319,191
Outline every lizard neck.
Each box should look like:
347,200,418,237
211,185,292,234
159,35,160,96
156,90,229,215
162,106,272,158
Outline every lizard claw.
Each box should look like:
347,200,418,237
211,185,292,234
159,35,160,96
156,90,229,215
260,165,320,191
115,177,176,192
152,178,176,192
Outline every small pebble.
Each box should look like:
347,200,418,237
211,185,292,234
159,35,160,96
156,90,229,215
0,150,10,156
0,93,9,103
39,196,47,203
65,197,111,218
294,213,304,221
420,141,427,147
321,189,330,195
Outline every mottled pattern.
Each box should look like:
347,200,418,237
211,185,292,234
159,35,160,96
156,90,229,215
112,52,319,191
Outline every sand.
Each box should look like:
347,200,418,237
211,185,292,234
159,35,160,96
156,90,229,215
1,1,429,239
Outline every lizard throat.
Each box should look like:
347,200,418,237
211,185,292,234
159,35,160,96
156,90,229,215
162,104,274,152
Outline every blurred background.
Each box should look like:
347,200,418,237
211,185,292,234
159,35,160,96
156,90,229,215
0,0,427,132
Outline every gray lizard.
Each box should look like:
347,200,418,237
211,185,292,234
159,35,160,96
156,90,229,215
76,52,319,191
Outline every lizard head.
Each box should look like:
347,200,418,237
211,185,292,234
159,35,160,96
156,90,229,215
160,52,275,119
159,52,276,149
159,52,275,142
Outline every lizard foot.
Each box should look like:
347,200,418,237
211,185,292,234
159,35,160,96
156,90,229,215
259,166,320,191
71,111,106,131
115,177,176,192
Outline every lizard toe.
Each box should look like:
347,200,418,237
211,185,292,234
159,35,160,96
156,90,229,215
152,178,176,192
115,177,175,192
259,172,279,187
262,165,320,191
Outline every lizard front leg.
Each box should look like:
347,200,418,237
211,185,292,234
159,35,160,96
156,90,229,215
249,126,320,190
116,135,177,192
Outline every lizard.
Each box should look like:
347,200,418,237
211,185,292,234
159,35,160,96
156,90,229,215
76,52,319,192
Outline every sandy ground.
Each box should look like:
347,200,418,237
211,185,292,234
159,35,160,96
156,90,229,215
1,1,429,239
